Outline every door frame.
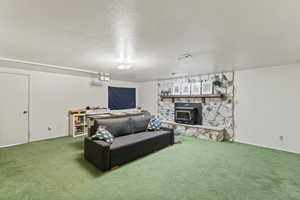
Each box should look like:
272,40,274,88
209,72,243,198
0,71,31,147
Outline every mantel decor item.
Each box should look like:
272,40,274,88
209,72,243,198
181,83,191,95
173,84,181,95
191,82,201,95
161,88,172,96
201,80,214,95
160,90,166,96
167,87,173,95
213,80,222,87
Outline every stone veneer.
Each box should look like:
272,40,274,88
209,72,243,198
158,72,234,141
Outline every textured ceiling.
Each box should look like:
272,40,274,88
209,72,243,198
1,0,300,81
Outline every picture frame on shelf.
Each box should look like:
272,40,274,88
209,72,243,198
160,86,171,96
173,84,181,95
167,87,173,95
181,83,191,95
191,82,201,95
201,80,214,95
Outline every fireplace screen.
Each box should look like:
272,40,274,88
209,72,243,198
174,103,202,125
175,110,192,121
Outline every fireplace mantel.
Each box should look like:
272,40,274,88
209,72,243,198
160,94,226,103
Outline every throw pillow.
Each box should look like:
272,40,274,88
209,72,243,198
147,118,162,131
92,126,114,144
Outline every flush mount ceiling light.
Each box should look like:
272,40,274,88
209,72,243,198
117,64,132,70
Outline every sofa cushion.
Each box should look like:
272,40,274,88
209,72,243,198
110,131,172,167
130,114,152,133
92,127,114,144
94,117,132,137
147,118,162,131
110,131,170,150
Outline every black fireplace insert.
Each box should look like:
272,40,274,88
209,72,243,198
174,103,202,125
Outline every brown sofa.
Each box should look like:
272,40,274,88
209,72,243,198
84,113,174,171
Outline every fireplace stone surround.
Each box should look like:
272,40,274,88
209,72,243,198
158,72,234,141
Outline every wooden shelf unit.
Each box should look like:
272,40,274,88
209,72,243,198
69,113,88,137
160,94,226,103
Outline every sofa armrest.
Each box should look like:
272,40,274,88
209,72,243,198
160,127,175,145
84,137,111,171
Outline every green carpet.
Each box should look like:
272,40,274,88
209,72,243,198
1,136,300,200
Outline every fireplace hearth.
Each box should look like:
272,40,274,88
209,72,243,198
174,103,202,125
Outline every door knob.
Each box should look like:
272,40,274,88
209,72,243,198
23,111,28,114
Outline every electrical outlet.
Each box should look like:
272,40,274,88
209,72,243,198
279,136,284,141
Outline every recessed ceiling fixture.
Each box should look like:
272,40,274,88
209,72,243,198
177,53,192,60
117,64,132,70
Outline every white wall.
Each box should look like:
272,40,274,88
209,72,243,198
235,64,300,153
138,65,300,154
0,66,139,142
138,81,158,116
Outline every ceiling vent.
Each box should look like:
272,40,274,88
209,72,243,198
177,53,192,61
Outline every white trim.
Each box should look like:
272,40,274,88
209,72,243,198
0,57,99,75
0,142,27,148
235,140,300,154
29,134,67,142
0,135,71,148
27,73,31,143
73,133,88,138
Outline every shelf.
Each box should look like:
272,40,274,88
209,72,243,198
160,94,225,103
69,112,88,137
74,123,85,127
69,109,86,115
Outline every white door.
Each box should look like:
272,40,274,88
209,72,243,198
0,73,29,147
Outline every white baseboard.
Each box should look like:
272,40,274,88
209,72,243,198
0,142,27,148
29,134,68,142
0,135,68,148
234,140,300,154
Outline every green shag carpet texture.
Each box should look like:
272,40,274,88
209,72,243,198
1,136,300,200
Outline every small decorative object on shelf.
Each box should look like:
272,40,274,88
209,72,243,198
173,84,181,95
201,80,214,95
213,80,222,87
136,106,143,112
86,107,109,115
161,89,172,96
167,87,172,95
191,82,201,95
181,83,191,95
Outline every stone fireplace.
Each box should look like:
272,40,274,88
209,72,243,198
158,72,234,141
